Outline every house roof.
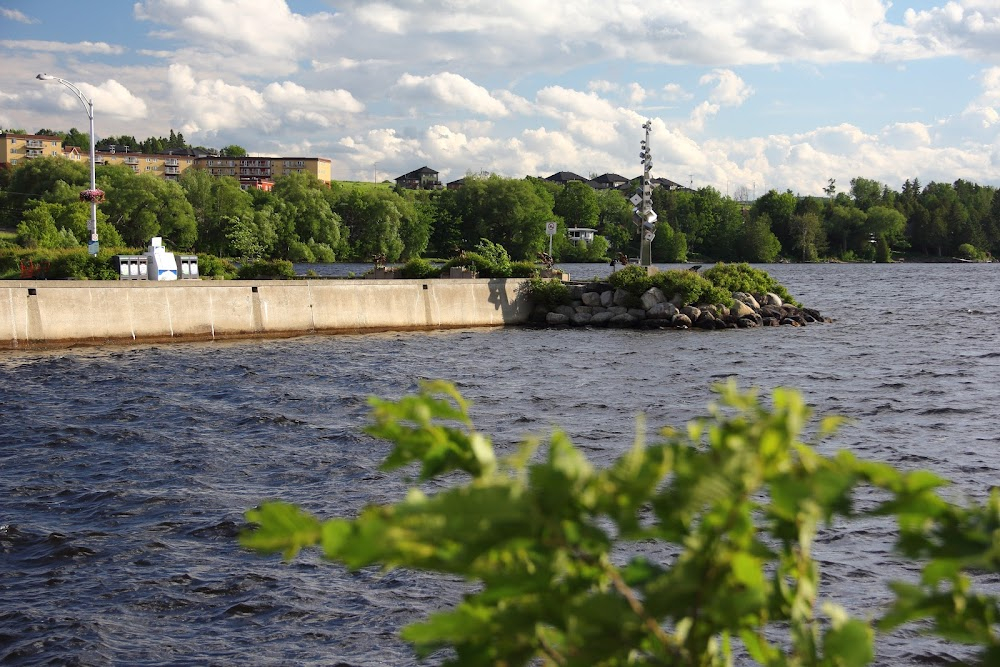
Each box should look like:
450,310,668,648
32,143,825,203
545,171,587,183
397,166,438,179
591,173,629,184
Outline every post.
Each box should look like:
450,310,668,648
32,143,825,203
37,73,99,255
633,120,657,267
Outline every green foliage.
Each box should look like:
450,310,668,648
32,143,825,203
523,277,570,308
652,269,733,307
472,238,512,277
958,243,985,261
509,260,539,278
607,263,653,295
236,259,296,279
196,253,237,279
242,381,1000,666
703,262,799,306
399,257,441,279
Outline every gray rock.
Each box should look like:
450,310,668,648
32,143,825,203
764,292,783,307
600,290,614,307
546,312,570,325
640,287,667,310
681,305,702,320
647,302,677,318
568,285,586,300
590,311,614,325
555,305,576,318
581,291,603,307
574,305,593,315
628,308,647,320
734,292,760,310
672,313,692,328
613,288,632,307
610,313,637,326
571,312,593,325
608,306,628,316
731,300,756,318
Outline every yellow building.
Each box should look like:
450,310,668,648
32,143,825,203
0,133,69,166
1,132,333,187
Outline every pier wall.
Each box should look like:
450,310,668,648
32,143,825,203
0,278,532,349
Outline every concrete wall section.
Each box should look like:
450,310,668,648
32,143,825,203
0,278,533,349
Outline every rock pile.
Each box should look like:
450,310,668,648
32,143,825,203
532,282,830,330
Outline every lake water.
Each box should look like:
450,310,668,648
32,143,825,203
3,262,999,665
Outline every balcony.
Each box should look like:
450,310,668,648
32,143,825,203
164,166,180,175
25,149,42,158
164,159,179,166
124,157,139,165
26,139,43,148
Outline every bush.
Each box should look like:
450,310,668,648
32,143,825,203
473,238,512,277
399,258,440,279
242,381,1000,666
237,259,296,279
607,263,653,295
196,253,238,279
509,261,539,278
652,269,732,307
958,243,985,261
703,262,798,306
522,277,570,309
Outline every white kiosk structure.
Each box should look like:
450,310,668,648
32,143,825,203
146,237,178,281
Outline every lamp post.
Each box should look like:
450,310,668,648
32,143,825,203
37,73,99,255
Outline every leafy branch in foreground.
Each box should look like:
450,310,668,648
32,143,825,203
241,380,1000,666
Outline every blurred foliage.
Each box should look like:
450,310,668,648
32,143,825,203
243,381,1000,666
703,262,799,306
236,259,296,279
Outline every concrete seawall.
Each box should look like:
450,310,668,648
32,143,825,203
0,278,532,349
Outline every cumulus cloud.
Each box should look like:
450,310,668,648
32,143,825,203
663,83,693,102
699,69,753,106
134,0,326,59
1,40,124,54
392,72,508,117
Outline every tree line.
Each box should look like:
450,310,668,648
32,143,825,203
2,153,999,264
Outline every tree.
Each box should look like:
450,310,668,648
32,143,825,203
849,177,884,212
788,212,826,261
271,172,342,258
751,189,796,252
2,156,89,225
553,181,599,231
594,189,634,256
242,380,1000,666
62,127,90,150
99,165,197,249
220,144,248,157
865,206,907,248
825,205,867,256
179,169,254,256
329,187,405,261
738,212,782,262
452,175,552,260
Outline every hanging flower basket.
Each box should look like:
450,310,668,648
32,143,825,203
79,188,105,203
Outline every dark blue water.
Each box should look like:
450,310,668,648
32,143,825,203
3,263,1000,665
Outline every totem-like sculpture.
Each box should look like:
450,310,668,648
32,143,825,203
632,120,657,267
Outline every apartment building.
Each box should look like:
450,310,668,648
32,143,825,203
0,132,332,188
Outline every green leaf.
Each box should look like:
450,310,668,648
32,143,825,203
240,501,322,559
822,617,874,666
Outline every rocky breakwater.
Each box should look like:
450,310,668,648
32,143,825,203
533,282,830,330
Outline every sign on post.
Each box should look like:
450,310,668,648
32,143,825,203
545,221,557,256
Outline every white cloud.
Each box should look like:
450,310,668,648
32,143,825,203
1,8,39,24
663,83,693,102
0,40,124,55
392,72,508,117
263,81,364,114
79,80,149,121
699,69,753,106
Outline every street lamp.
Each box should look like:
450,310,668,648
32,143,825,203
36,73,99,255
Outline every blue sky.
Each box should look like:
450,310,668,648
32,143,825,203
2,0,999,197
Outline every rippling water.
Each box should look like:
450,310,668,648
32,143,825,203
3,263,1000,665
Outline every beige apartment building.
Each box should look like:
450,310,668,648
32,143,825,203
0,133,332,189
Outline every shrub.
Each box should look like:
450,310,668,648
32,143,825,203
958,243,984,261
441,252,493,277
607,263,653,295
399,258,440,279
473,238,512,277
522,277,570,309
703,262,798,306
242,381,1000,666
652,269,732,307
509,261,539,278
196,253,238,279
237,259,296,279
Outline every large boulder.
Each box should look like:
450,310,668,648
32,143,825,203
581,291,603,307
764,292,783,307
647,302,677,319
731,300,756,319
571,312,593,325
546,312,570,325
590,311,614,326
555,305,576,318
628,308,647,320
600,290,614,308
734,292,760,310
610,313,637,326
640,287,667,310
681,305,701,321
672,313,692,328
612,288,632,307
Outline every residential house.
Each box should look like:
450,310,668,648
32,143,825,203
396,166,443,190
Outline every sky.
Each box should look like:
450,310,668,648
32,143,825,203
2,0,1000,197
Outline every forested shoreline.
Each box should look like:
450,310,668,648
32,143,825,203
2,153,998,268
